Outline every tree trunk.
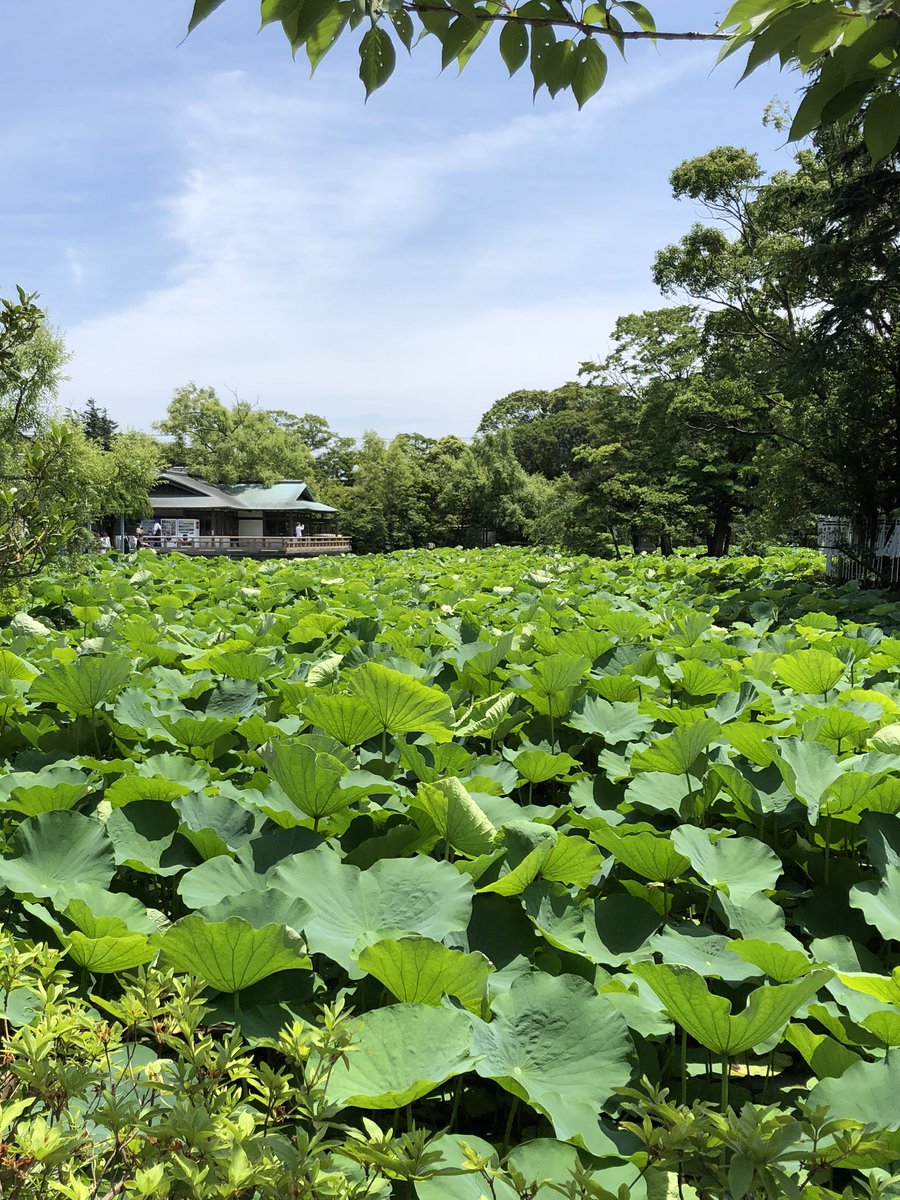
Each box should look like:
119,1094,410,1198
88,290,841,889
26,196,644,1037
659,531,673,557
706,512,732,557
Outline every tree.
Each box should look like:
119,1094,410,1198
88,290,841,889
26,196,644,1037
76,398,118,450
155,384,315,485
477,383,605,478
187,0,900,158
652,126,900,533
0,291,86,591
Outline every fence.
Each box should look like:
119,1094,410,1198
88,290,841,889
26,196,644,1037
149,534,353,558
817,515,900,584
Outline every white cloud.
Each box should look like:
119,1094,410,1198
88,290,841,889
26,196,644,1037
57,51,709,437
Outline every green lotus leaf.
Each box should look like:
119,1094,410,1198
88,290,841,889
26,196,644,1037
201,650,275,682
63,885,161,935
106,801,199,876
672,826,782,902
726,938,815,982
302,693,383,745
0,764,92,816
356,936,492,1013
158,713,239,750
773,648,845,696
872,724,900,754
837,968,900,1006
414,1134,518,1200
505,1139,649,1200
198,889,312,933
103,773,191,807
525,654,590,697
478,821,556,896
774,737,844,823
65,931,158,973
412,778,496,857
650,928,761,983
348,662,453,739
540,834,604,887
567,696,654,744
263,740,357,824
271,848,473,975
0,811,115,902
630,719,721,775
179,854,272,910
850,867,900,940
505,749,579,785
454,692,516,738
723,722,776,767
860,1009,900,1048
809,1057,900,1131
204,679,260,718
160,915,309,992
471,973,633,1155
589,821,689,883
173,792,256,858
325,1004,474,1108
30,655,133,715
0,648,37,682
672,659,732,697
624,772,694,815
784,1023,861,1080
631,963,830,1055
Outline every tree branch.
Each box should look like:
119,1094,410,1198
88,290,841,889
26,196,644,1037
404,3,728,39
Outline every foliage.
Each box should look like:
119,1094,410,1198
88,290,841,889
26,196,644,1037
156,384,315,486
184,0,900,161
4,546,900,1193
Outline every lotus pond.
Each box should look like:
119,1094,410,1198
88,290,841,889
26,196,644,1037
4,546,900,1198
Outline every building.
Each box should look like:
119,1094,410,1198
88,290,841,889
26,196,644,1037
144,468,351,557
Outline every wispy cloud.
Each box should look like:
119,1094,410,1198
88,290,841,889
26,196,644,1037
55,48,729,436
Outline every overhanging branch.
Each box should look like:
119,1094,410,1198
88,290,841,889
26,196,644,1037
405,4,727,39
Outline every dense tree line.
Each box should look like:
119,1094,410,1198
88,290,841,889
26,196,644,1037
3,117,898,574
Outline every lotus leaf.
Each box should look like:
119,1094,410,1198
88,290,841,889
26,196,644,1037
672,826,782,902
356,935,492,1012
630,719,721,775
631,963,830,1055
412,778,496,857
30,655,132,715
0,811,115,902
471,973,633,1155
773,648,845,696
348,662,453,739
325,1004,474,1108
160,915,309,992
271,849,473,975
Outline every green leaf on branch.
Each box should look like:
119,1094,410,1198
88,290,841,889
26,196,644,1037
359,24,397,97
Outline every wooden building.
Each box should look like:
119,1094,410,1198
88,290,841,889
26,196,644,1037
144,468,351,557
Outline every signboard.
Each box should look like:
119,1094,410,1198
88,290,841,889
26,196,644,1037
141,518,200,545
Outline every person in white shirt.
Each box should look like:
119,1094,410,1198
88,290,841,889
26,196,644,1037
295,521,305,538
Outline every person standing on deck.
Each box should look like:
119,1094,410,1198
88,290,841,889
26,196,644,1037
295,521,305,539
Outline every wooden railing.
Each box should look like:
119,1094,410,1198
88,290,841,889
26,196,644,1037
151,535,352,556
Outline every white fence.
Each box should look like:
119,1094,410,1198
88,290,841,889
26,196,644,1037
817,515,900,584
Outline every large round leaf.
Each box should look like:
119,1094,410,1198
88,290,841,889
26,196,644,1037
160,914,309,992
356,936,493,1013
672,826,782,903
631,963,830,1055
271,848,474,975
348,662,453,739
630,719,721,775
773,649,845,696
325,1004,474,1108
30,656,132,715
471,973,634,1155
0,811,115,902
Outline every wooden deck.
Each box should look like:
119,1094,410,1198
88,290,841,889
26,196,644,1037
152,535,352,559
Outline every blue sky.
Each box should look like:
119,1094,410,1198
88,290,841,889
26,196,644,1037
3,1,799,438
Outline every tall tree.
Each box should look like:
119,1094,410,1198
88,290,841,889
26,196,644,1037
0,291,86,591
77,398,119,450
155,385,314,486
